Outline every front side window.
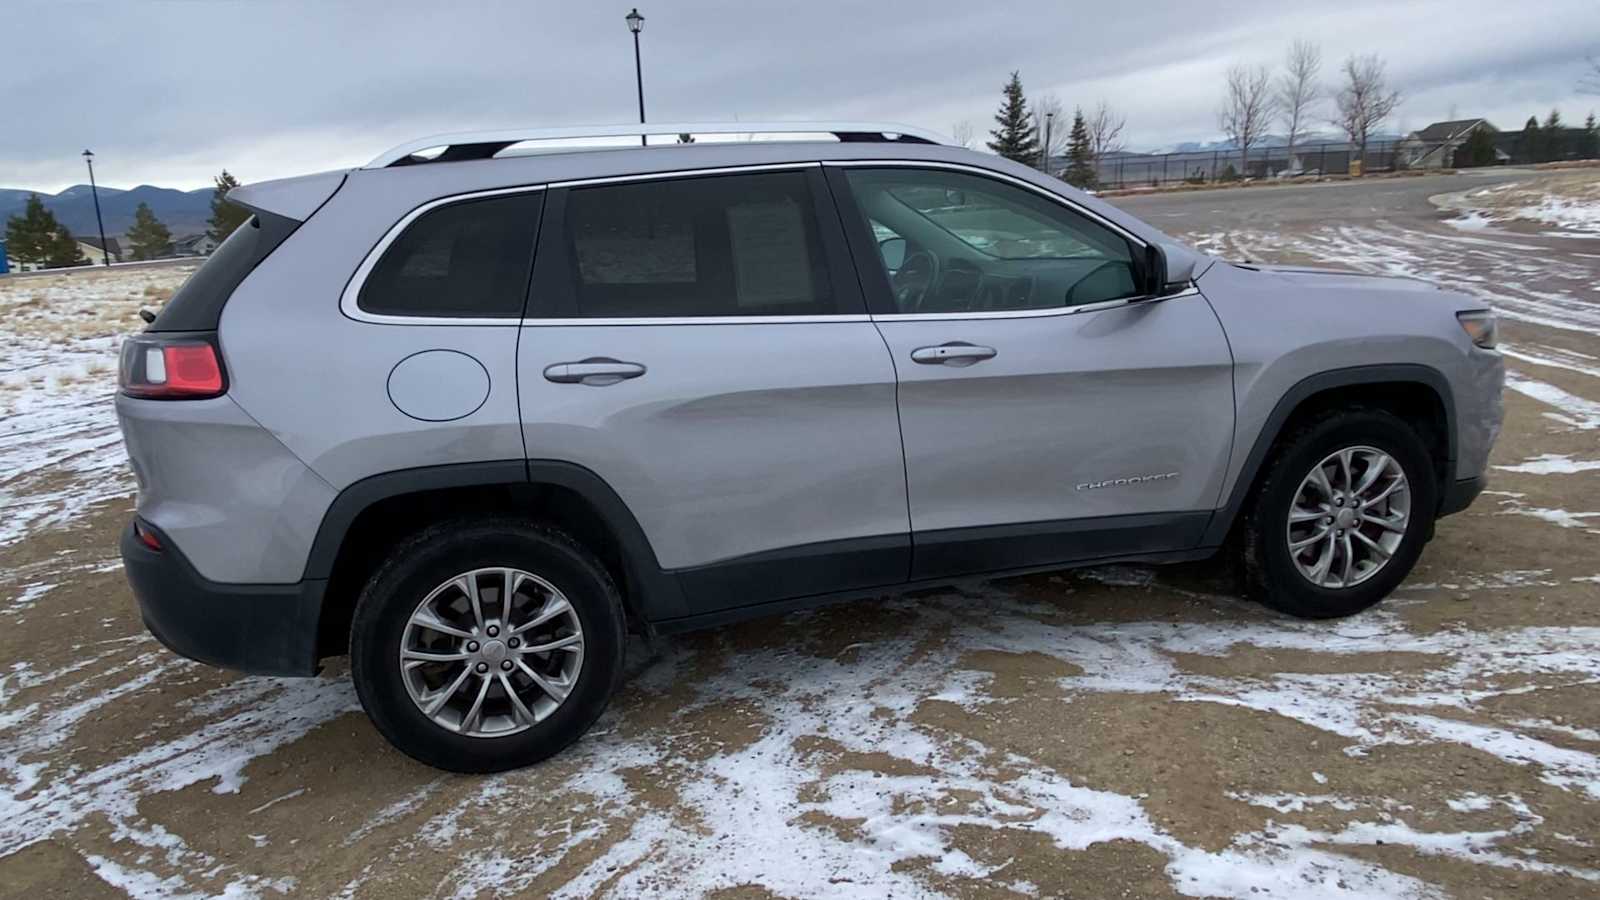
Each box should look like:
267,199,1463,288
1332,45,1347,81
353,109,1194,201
562,170,839,318
843,168,1142,314
359,192,542,318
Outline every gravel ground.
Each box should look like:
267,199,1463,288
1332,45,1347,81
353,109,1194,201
1,170,1597,899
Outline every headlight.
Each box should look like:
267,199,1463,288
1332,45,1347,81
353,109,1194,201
1456,310,1497,349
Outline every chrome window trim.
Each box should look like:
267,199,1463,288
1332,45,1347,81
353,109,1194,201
340,184,548,327
343,163,837,327
868,285,1200,323
821,158,1150,251
342,159,1161,328
520,314,871,327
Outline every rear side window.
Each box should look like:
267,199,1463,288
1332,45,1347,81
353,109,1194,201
560,171,840,318
150,211,299,332
358,192,542,318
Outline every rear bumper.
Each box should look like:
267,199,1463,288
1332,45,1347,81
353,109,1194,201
121,520,326,676
1438,475,1486,518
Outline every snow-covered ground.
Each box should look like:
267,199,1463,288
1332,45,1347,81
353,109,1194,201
2,190,1599,898
1439,175,1600,239
0,265,194,547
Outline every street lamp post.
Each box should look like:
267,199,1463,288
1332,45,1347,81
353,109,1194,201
1041,112,1055,174
82,149,110,266
625,8,646,146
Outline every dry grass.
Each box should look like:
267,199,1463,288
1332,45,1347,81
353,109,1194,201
1475,172,1600,208
0,264,197,342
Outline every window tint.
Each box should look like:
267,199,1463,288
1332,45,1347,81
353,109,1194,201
359,192,542,318
843,169,1141,314
563,171,839,318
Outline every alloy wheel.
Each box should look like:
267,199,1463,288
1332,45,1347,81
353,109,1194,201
399,567,584,738
1285,445,1411,589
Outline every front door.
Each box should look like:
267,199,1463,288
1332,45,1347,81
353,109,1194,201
517,166,909,616
828,164,1235,579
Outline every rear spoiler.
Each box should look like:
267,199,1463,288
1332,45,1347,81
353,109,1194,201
226,170,347,221
148,170,347,333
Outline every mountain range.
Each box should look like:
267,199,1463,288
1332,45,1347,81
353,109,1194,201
0,184,214,242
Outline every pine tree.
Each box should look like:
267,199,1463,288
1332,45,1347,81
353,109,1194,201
1582,112,1599,160
127,202,173,260
45,225,86,268
1453,126,1497,168
987,72,1039,165
1542,109,1565,161
1063,109,1096,189
4,194,62,266
1521,116,1543,164
207,170,250,242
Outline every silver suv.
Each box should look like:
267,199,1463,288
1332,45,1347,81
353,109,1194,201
116,122,1504,772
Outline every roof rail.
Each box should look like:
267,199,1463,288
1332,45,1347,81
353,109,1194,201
364,121,948,168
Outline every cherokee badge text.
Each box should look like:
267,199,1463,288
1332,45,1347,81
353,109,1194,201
1076,472,1180,491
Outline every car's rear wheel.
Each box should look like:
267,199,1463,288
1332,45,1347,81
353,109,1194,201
350,519,625,772
1241,408,1438,618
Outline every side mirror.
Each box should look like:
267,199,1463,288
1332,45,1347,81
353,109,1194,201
1145,243,1196,295
879,236,907,272
1144,244,1168,295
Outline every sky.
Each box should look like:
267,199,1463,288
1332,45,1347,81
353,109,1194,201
6,0,1598,192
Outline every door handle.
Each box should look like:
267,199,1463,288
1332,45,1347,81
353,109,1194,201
910,342,997,366
543,357,647,386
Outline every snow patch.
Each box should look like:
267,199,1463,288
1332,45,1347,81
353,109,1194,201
1495,453,1600,475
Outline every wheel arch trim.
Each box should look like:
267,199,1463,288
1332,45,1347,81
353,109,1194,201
303,459,686,620
1203,363,1455,546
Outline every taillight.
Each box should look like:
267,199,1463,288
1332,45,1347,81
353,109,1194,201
119,333,227,399
133,519,163,551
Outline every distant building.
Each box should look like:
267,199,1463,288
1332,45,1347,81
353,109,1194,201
172,233,218,257
1398,119,1505,169
76,235,123,264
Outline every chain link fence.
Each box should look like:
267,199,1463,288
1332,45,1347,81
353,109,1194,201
1075,128,1598,190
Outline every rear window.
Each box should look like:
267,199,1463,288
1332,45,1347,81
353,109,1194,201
358,192,543,318
560,171,839,318
150,211,299,332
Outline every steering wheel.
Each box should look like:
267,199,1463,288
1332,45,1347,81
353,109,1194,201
891,250,940,312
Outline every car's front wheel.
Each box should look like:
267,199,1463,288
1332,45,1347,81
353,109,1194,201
1241,408,1438,618
350,519,625,772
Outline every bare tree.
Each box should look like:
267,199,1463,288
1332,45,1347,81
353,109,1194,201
1582,54,1600,96
1332,53,1402,169
1276,40,1321,163
1218,63,1277,178
950,120,976,149
1029,93,1069,169
1086,100,1127,168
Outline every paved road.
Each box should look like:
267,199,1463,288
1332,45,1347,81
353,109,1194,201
1112,169,1533,233
1113,169,1600,366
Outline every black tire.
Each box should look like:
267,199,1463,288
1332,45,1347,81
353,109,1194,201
350,518,625,773
1240,408,1438,619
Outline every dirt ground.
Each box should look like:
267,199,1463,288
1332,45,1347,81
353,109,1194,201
1,171,1598,899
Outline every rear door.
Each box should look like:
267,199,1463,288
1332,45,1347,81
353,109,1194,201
828,163,1235,579
517,166,909,616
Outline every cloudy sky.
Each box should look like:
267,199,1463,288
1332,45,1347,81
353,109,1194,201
8,0,1598,192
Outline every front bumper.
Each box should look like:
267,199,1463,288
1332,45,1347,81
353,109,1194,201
1438,475,1487,518
121,520,326,676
